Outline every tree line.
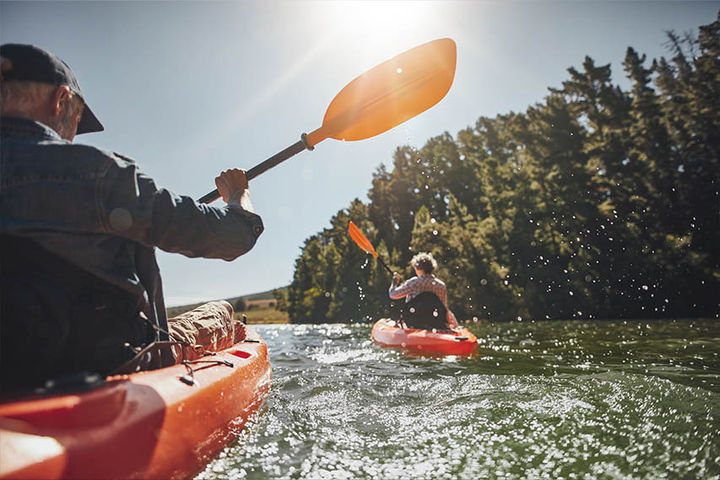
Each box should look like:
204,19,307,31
275,14,719,323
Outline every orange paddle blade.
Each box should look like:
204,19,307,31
348,221,378,258
305,38,457,146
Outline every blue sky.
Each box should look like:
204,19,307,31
2,1,717,306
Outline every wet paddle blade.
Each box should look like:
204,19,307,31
348,221,378,258
200,38,457,203
305,38,457,146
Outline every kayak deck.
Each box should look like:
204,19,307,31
0,326,271,480
371,319,478,355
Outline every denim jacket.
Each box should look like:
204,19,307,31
1,116,264,338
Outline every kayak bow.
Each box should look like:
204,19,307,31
0,327,271,480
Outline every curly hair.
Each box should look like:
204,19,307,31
410,252,437,274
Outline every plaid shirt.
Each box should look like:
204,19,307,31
389,274,448,305
389,273,458,328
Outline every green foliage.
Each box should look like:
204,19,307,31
272,288,288,312
285,14,720,323
234,298,247,312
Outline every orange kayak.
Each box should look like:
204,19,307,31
371,319,478,355
0,326,271,480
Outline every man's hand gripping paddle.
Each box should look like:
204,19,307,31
198,38,456,203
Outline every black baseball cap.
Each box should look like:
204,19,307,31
0,43,103,134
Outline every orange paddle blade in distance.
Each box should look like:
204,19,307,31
305,38,457,146
348,221,378,258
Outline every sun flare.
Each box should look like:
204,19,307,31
321,1,437,56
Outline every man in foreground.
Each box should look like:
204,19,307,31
1,44,263,391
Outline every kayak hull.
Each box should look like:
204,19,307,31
0,326,271,480
371,319,478,355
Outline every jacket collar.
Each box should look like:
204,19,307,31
1,116,61,140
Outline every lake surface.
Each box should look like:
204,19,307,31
197,319,720,479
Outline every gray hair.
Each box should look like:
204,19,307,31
411,252,437,273
1,80,54,111
1,80,84,139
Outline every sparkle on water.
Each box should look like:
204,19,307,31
197,319,720,479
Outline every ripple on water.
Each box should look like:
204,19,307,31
197,321,720,480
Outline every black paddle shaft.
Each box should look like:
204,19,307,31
197,134,313,204
376,255,393,275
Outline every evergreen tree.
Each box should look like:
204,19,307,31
285,14,720,323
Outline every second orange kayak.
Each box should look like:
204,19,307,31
371,319,478,355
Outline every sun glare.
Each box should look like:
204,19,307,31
322,1,437,56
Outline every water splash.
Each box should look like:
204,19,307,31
197,320,720,479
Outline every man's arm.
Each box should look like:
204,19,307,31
101,157,263,261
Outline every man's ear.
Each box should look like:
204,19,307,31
0,57,13,81
51,85,72,116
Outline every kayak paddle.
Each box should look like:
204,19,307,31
348,221,393,275
198,38,456,203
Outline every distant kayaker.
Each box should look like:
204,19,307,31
0,44,263,391
389,252,459,330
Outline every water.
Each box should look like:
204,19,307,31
197,319,720,479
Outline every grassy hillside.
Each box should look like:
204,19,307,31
234,299,289,324
166,286,289,324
